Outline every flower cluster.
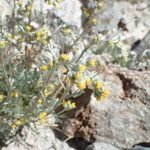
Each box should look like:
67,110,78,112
35,28,49,45
62,100,76,109
0,0,111,142
38,112,48,124
59,53,70,62
70,61,97,91
11,118,26,129
0,94,6,101
0,40,6,48
61,25,72,35
93,80,109,101
46,0,63,8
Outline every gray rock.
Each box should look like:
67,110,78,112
0,0,12,21
133,31,150,60
130,31,150,70
95,0,150,49
130,145,150,150
54,0,82,28
95,1,122,32
2,126,75,150
89,67,150,149
86,142,120,150
0,0,82,28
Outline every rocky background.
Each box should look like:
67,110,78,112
0,0,150,150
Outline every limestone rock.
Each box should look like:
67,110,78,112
86,142,120,150
54,0,82,28
2,126,75,150
90,67,150,149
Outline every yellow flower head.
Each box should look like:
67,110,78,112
40,65,48,71
44,88,49,97
85,77,91,85
77,81,86,90
36,36,41,41
0,94,6,101
78,64,86,72
37,98,43,104
38,112,47,120
96,89,109,101
25,25,32,32
87,59,96,67
15,120,22,125
26,5,32,11
37,112,48,125
47,0,61,8
59,53,69,62
70,102,76,109
101,89,109,98
48,61,54,68
90,18,97,25
74,71,82,80
11,91,19,98
93,81,103,89
11,118,25,129
62,27,71,35
18,0,22,6
97,1,104,9
62,100,76,109
36,31,42,37
62,100,67,108
11,124,17,129
0,40,6,48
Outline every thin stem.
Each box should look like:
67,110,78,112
11,0,16,36
1,49,10,89
75,42,94,63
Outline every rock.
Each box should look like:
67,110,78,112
54,0,82,28
136,2,148,10
130,142,150,150
89,66,150,149
67,137,92,150
2,126,75,150
95,0,122,32
130,147,150,150
0,0,82,28
0,0,43,21
129,146,150,150
132,31,150,60
86,142,120,150
60,89,95,141
56,62,150,149
0,0,12,21
95,0,150,49
55,63,150,150
130,31,150,70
